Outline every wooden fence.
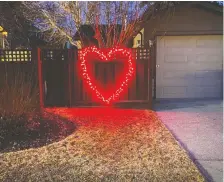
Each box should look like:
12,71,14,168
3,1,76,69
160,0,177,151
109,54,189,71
0,48,152,108
0,49,37,87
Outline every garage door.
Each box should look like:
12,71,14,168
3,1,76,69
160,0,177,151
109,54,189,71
156,35,223,99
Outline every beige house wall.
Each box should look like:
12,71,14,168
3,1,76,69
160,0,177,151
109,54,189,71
143,4,223,47
133,28,144,48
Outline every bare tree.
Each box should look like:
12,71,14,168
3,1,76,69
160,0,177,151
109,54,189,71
22,1,149,48
22,1,186,48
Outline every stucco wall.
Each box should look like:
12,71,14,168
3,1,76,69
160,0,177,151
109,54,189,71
144,4,223,47
133,28,144,48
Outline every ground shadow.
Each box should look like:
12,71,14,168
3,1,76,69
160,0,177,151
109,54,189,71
153,98,223,111
0,113,77,153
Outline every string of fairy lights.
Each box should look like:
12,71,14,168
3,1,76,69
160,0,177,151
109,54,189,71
79,46,135,105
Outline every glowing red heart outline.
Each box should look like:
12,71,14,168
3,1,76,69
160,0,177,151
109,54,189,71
79,46,135,105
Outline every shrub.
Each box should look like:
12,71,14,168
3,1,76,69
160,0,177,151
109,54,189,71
0,63,39,119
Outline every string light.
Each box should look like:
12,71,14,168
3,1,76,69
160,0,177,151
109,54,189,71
79,46,135,105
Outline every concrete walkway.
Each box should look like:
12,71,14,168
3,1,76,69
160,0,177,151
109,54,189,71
154,99,223,182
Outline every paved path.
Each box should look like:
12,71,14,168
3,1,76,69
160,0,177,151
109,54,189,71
154,99,223,182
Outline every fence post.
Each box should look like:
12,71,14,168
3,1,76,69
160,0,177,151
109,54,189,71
68,49,72,107
70,47,78,107
37,47,44,109
148,49,152,109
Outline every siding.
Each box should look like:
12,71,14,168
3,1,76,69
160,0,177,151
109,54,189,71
144,4,223,46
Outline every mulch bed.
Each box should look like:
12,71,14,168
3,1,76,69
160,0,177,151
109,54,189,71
0,112,76,153
0,108,205,182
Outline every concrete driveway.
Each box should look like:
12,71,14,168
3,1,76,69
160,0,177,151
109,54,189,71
154,99,223,182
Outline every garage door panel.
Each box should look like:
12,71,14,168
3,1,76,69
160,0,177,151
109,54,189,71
162,48,195,55
163,86,188,98
159,71,221,86
193,79,222,86
162,53,222,63
196,37,223,48
162,63,190,70
160,86,222,98
194,48,223,55
195,70,222,79
156,87,163,98
163,70,190,79
162,72,195,82
193,54,222,63
163,86,187,94
164,55,188,63
159,78,196,87
193,86,222,98
156,86,188,98
164,37,196,48
156,35,223,99
192,62,223,70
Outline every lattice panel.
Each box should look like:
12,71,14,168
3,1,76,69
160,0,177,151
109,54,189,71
42,50,66,61
135,48,150,60
0,50,32,62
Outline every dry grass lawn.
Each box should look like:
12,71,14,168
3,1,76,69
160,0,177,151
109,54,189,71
0,108,205,182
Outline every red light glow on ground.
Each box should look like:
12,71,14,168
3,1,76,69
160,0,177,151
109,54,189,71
45,108,153,131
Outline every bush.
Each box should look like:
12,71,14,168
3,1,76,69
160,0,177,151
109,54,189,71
0,64,77,152
0,112,77,153
0,63,39,119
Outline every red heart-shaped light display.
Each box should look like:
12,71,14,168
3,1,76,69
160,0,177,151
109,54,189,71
79,46,135,105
